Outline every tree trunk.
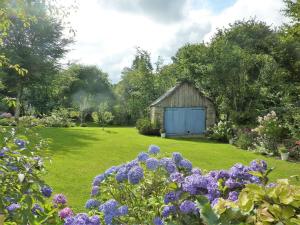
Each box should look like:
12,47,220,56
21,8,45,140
15,81,23,123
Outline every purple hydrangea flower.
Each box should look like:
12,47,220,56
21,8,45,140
41,186,52,198
211,198,219,207
179,200,196,214
178,159,192,171
93,174,105,186
216,170,230,180
153,217,164,225
148,145,160,154
7,203,21,212
172,152,183,163
115,167,128,183
118,205,128,216
53,194,67,206
137,152,149,161
250,160,267,172
191,168,202,175
162,205,176,217
91,186,100,196
128,166,144,184
170,172,184,183
64,213,90,225
89,215,100,225
225,178,242,189
100,199,119,224
182,174,208,195
164,191,180,204
266,182,276,188
32,204,44,215
85,199,100,209
228,191,239,201
146,158,159,171
59,207,73,219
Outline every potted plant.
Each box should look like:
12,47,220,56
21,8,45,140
279,145,289,161
160,128,166,138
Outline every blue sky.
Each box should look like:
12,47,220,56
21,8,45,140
63,0,286,83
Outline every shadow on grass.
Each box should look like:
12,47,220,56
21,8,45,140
169,136,226,144
39,128,102,155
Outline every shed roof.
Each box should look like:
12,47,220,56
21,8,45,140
150,81,213,107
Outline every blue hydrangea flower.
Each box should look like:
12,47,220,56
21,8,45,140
7,203,21,212
160,158,177,174
228,191,239,201
118,205,128,216
148,145,160,154
126,159,139,171
64,213,93,225
216,170,230,180
172,152,183,163
15,139,26,149
41,186,52,198
93,174,105,186
266,182,276,188
0,147,9,157
153,217,164,225
178,159,192,171
99,199,119,224
85,199,100,209
137,152,149,162
105,166,119,177
182,174,208,195
115,167,128,183
146,158,159,171
179,200,196,214
162,205,176,217
32,203,44,215
211,198,219,207
128,166,144,184
91,186,100,196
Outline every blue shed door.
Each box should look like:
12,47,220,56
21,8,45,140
164,107,205,136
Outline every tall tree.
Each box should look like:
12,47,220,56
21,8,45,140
0,0,73,118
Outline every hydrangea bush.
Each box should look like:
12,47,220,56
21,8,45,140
0,127,68,224
79,144,273,225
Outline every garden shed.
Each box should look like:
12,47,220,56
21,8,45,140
150,81,216,136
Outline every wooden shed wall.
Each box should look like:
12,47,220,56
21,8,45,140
150,83,216,130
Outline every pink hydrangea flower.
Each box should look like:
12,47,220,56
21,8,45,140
59,207,73,219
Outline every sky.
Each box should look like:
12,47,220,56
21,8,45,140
63,0,287,83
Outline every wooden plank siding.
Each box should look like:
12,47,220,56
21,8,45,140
150,82,216,131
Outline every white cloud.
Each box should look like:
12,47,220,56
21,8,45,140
63,0,287,83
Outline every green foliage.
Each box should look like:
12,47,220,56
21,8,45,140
209,120,234,142
215,179,300,224
136,118,160,136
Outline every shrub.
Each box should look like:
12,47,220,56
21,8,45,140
41,108,75,127
235,128,256,150
136,118,159,135
0,127,68,224
209,120,234,142
287,140,300,161
0,117,16,126
19,115,42,127
214,179,300,224
252,111,290,155
84,145,272,224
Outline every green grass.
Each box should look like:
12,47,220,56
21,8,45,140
40,127,300,212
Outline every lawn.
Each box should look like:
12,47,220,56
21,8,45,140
40,127,300,212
